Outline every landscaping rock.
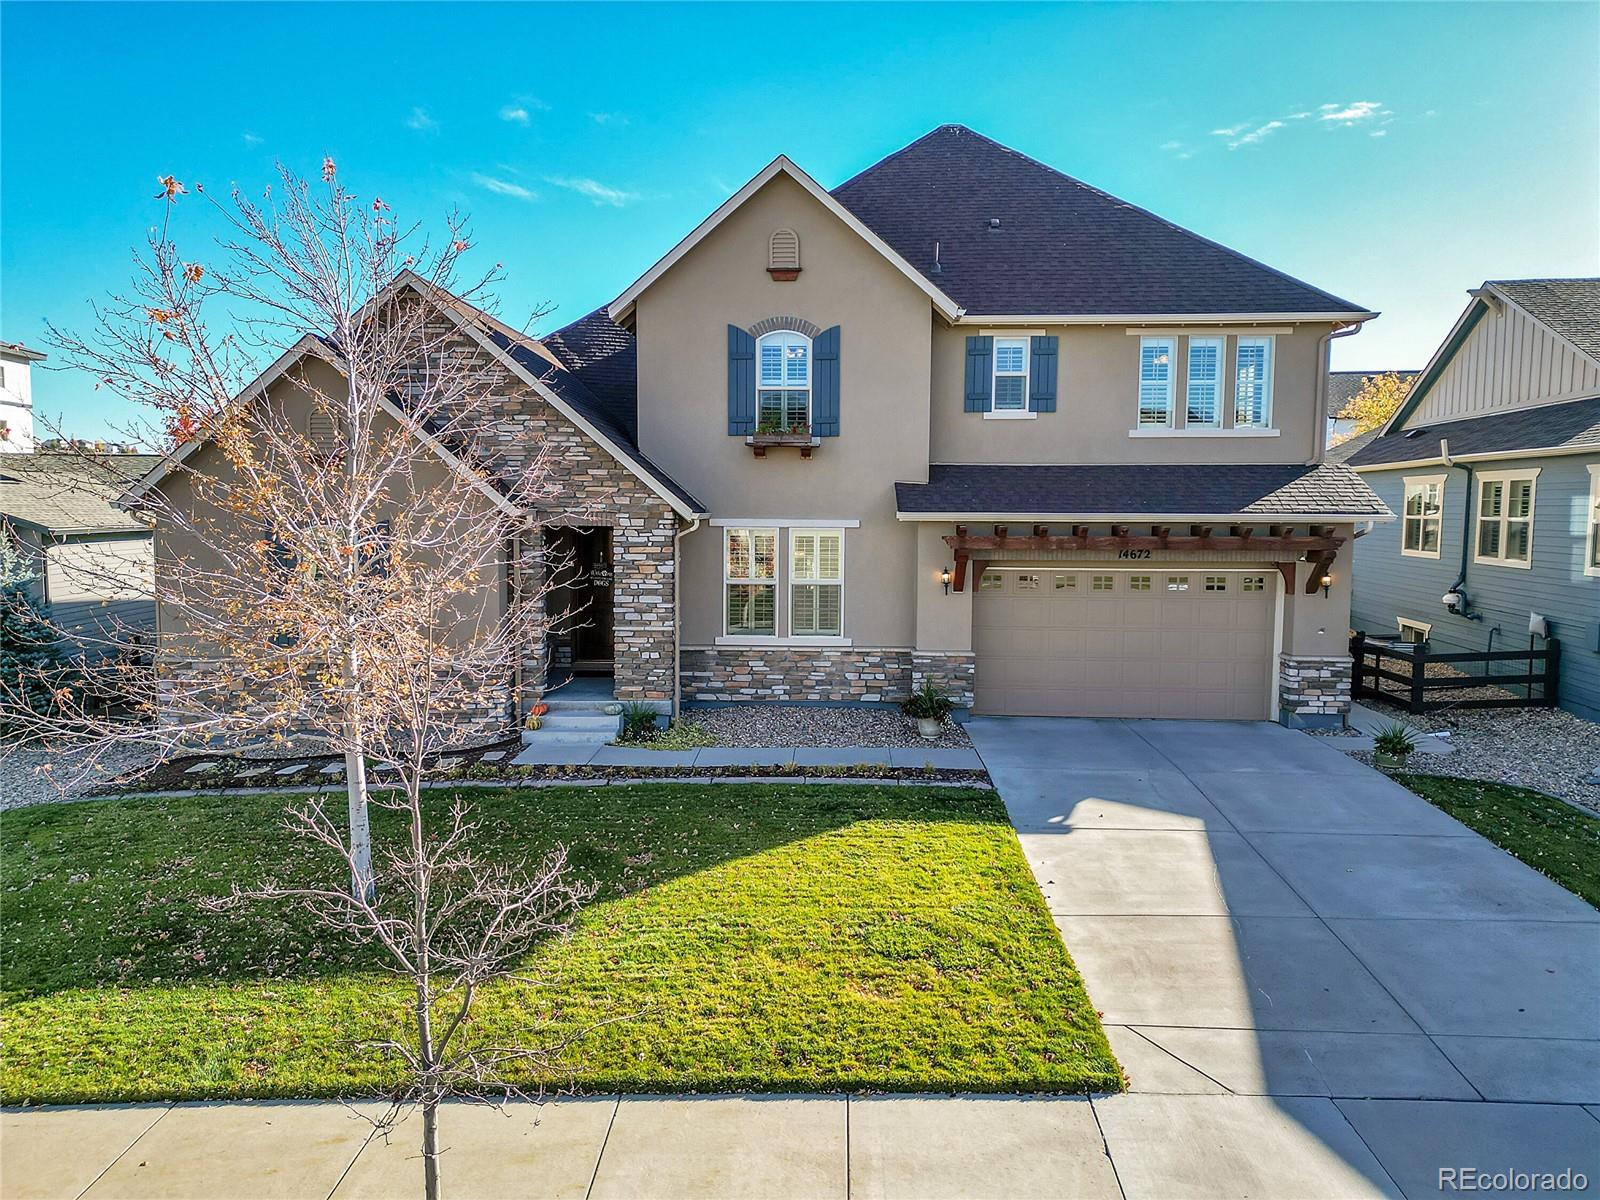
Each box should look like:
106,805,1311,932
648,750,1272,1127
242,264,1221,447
686,704,971,749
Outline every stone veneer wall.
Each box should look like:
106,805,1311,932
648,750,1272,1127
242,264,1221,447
396,309,680,710
681,647,975,708
1277,653,1353,729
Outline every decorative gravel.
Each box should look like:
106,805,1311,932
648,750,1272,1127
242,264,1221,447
684,704,972,749
1343,699,1600,814
0,743,159,811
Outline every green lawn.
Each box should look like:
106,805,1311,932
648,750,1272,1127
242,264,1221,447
0,784,1120,1104
1396,773,1600,908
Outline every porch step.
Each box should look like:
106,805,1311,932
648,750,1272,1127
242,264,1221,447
522,729,614,748
540,712,621,734
523,698,621,745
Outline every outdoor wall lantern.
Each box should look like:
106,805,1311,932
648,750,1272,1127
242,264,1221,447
1320,572,1334,598
940,567,952,595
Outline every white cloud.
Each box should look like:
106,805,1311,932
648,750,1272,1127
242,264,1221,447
1370,129,1388,138
589,112,629,126
242,132,263,146
406,107,439,132
546,175,637,207
1288,111,1313,120
1210,123,1249,138
499,105,531,125
1228,120,1285,150
1160,140,1184,151
471,173,536,201
1319,100,1383,124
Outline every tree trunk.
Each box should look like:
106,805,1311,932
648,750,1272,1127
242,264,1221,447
345,746,374,902
422,1097,440,1200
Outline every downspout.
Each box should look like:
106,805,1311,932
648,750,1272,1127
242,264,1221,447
1440,437,1481,621
671,516,701,719
1313,321,1367,464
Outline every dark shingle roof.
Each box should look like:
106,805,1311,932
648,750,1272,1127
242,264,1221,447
895,462,1388,519
1491,279,1600,362
1,454,159,534
1348,394,1600,469
540,307,639,442
831,125,1370,318
1326,370,1418,420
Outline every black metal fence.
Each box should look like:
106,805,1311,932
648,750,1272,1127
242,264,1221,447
1350,632,1562,713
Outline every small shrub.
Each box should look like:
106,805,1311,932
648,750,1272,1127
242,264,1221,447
901,682,953,722
618,702,660,743
640,721,718,751
1373,722,1418,758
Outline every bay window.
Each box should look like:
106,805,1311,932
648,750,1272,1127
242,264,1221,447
757,331,810,431
1401,475,1445,558
1474,470,1537,568
724,527,777,634
1234,336,1274,428
1138,337,1175,428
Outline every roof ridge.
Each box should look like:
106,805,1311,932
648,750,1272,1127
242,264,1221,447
1488,276,1600,285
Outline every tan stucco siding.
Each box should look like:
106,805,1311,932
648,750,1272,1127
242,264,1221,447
633,172,934,648
1411,302,1600,425
930,323,1334,465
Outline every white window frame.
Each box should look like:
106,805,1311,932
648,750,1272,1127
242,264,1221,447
1473,468,1539,570
1185,336,1224,428
1397,617,1433,644
755,330,811,432
1586,465,1600,578
788,528,845,638
1234,336,1275,429
986,335,1035,420
721,526,778,638
1137,337,1175,429
1401,473,1446,560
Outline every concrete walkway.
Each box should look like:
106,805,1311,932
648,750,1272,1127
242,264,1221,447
966,716,1600,1198
511,742,985,770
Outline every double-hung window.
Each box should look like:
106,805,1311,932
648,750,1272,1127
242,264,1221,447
724,527,777,634
757,331,810,431
1185,337,1224,427
1234,336,1274,428
1587,465,1600,578
790,529,843,636
1401,475,1445,558
992,337,1029,414
1474,470,1537,568
1138,337,1175,428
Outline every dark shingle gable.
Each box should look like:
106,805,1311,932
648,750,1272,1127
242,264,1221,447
1491,279,1600,363
1348,394,1600,469
541,307,639,442
831,125,1370,318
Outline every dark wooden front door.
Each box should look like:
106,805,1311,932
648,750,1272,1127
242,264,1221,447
571,527,614,670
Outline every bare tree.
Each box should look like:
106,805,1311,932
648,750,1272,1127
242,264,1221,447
1,162,595,1198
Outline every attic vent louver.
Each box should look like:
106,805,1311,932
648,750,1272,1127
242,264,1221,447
768,228,800,280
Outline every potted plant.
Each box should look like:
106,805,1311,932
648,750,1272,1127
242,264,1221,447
524,702,549,732
902,681,953,739
1372,721,1417,770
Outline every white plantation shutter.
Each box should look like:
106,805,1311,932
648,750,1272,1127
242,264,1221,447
790,529,843,636
992,338,1028,412
1139,338,1174,427
1186,337,1222,426
1234,337,1273,427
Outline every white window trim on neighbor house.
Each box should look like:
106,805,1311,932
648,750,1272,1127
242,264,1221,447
1401,473,1447,559
1397,617,1433,644
1586,464,1600,578
756,329,811,430
1137,336,1175,429
1473,467,1540,570
716,520,855,646
985,333,1036,420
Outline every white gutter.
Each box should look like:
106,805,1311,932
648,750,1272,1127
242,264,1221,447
894,511,1395,523
955,311,1379,326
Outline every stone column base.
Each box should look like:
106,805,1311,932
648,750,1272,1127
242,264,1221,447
1278,653,1352,729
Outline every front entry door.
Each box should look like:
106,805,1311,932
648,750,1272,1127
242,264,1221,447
571,527,614,670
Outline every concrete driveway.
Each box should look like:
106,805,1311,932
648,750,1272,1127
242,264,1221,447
966,716,1600,1198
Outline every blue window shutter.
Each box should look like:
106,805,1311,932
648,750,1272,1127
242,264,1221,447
1029,335,1058,413
728,325,756,435
965,336,993,412
812,325,840,436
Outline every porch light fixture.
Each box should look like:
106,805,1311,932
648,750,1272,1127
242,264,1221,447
1320,572,1334,597
940,567,952,595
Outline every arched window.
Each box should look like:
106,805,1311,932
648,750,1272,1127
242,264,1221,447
756,330,810,430
768,228,800,273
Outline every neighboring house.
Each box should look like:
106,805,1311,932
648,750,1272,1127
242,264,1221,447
1326,369,1417,446
129,125,1390,729
1346,278,1600,721
1,453,160,655
0,341,46,453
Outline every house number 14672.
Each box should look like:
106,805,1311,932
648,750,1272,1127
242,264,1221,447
1117,549,1152,559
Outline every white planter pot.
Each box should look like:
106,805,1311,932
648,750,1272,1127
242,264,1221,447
916,717,942,740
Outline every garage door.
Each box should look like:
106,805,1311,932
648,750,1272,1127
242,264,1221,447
973,567,1276,719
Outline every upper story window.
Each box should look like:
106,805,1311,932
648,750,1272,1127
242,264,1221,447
1234,336,1275,428
1185,337,1224,427
757,331,810,430
1475,469,1537,569
1138,337,1175,428
992,338,1029,413
1402,475,1445,559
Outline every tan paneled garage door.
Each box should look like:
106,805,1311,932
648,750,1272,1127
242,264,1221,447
973,567,1276,719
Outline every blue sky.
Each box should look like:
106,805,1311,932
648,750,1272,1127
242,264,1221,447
3,1,1596,440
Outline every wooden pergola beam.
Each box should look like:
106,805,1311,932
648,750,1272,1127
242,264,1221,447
942,532,1344,554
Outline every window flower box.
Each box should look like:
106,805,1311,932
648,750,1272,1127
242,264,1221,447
746,424,820,458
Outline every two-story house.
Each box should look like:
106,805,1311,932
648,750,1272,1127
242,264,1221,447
1346,278,1600,720
131,125,1390,730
